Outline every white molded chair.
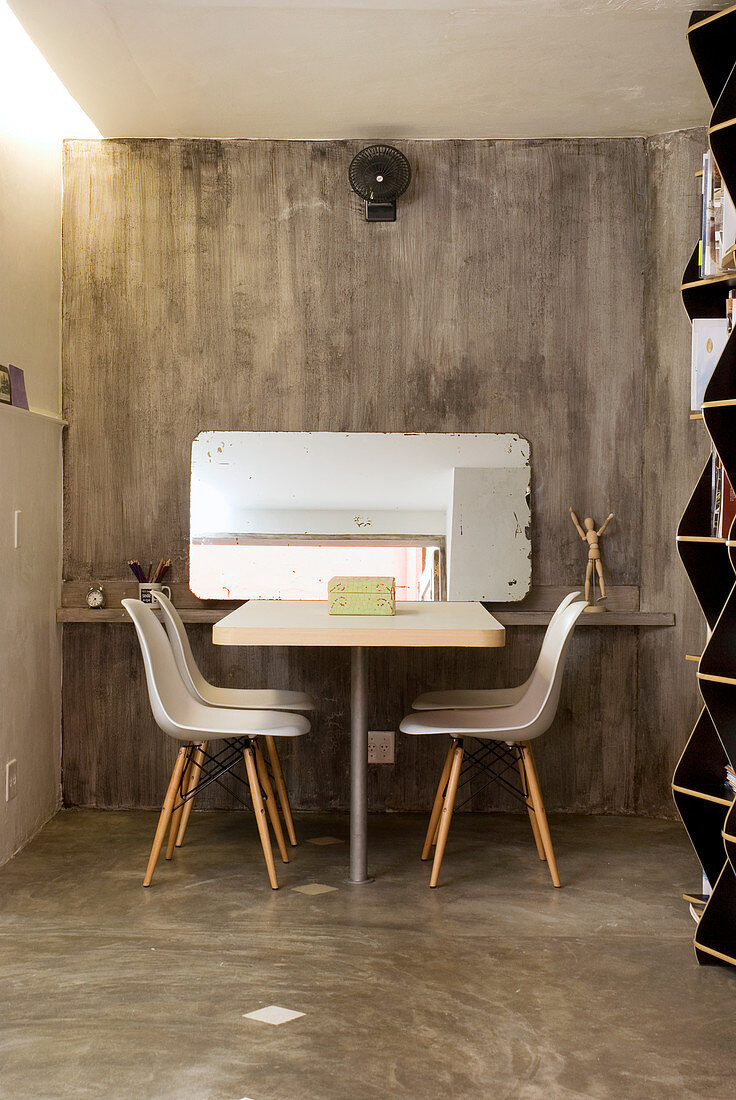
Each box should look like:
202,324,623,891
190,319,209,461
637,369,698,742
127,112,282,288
152,589,314,847
123,598,310,889
411,591,581,711
400,599,587,889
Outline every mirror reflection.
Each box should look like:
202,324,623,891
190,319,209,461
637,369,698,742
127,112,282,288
190,432,531,602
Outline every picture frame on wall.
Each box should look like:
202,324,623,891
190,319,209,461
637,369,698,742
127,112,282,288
0,364,11,404
8,364,28,409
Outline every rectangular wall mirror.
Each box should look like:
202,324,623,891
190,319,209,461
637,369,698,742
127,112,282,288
190,432,531,602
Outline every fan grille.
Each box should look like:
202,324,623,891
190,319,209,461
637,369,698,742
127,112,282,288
348,145,411,203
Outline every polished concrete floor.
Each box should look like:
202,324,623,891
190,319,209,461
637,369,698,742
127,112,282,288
2,809,735,1100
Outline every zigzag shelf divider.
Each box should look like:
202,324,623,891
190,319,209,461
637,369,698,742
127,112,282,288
675,4,736,968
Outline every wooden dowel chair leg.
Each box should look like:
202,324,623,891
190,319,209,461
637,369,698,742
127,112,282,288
166,745,194,860
521,743,561,888
175,742,208,848
255,741,289,864
244,744,279,889
265,735,297,847
422,742,455,861
516,746,546,862
430,739,464,888
143,745,188,887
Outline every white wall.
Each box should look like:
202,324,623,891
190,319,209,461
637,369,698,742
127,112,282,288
0,127,63,863
0,2,98,864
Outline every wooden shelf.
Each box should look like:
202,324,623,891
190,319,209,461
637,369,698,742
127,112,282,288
710,118,736,135
677,535,727,544
681,272,736,290
673,783,734,808
695,941,736,966
699,671,736,686
57,607,221,623
688,6,736,35
59,581,672,627
57,606,675,627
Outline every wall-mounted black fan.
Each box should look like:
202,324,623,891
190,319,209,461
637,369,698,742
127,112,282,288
348,145,411,222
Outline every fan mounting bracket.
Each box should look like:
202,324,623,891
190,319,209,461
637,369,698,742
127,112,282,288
365,200,396,222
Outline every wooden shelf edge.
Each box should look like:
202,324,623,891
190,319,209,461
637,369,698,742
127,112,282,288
688,5,736,34
709,117,736,136
699,671,736,686
694,941,736,967
682,273,736,290
57,607,224,624
682,891,710,905
672,783,734,807
677,535,728,544
703,398,736,408
57,607,675,627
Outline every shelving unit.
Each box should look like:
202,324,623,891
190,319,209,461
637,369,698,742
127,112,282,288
674,4,736,968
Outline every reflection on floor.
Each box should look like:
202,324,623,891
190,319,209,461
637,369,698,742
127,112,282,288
2,810,734,1099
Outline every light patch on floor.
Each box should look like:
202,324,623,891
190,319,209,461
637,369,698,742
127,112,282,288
307,836,343,846
243,1005,305,1026
292,882,338,895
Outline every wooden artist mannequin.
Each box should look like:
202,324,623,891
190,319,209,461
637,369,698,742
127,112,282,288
569,508,615,611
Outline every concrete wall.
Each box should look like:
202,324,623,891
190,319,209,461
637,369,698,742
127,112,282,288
59,135,689,817
0,97,63,863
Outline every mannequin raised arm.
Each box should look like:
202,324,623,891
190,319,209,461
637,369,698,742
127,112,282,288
597,513,615,537
569,508,587,540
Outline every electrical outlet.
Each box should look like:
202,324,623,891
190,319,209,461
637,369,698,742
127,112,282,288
368,731,394,764
5,760,17,802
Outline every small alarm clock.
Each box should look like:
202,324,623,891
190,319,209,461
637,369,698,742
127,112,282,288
86,583,106,609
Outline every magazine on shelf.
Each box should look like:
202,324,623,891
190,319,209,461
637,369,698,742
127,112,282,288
712,447,723,538
692,316,729,410
700,151,736,277
720,466,736,538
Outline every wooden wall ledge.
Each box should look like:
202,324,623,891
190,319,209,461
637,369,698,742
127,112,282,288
58,582,674,627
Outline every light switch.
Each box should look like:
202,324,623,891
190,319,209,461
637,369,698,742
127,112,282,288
13,510,21,549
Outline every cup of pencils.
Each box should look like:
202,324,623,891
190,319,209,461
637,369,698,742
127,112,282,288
128,559,172,605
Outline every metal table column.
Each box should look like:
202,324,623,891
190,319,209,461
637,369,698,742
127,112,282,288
349,645,372,883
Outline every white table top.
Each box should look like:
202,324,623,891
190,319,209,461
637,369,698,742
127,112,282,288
213,600,505,648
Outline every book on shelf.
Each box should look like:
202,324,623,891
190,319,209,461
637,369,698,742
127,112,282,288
712,446,723,537
725,763,736,796
692,316,729,410
711,448,736,538
700,151,736,278
721,466,736,538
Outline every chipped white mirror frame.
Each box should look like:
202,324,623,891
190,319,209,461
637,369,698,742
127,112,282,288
190,431,531,602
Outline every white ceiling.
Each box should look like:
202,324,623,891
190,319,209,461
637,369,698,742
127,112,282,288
9,0,712,139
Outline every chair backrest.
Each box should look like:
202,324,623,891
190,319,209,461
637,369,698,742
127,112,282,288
515,591,581,692
123,598,202,738
513,600,588,739
151,589,210,702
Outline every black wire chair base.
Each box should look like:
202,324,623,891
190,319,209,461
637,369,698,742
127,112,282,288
454,738,531,812
172,737,271,813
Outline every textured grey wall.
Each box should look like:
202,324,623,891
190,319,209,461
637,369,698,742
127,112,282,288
638,127,708,815
60,136,699,815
